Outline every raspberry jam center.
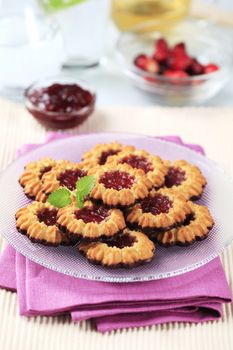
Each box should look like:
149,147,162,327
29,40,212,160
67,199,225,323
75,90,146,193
39,166,52,179
100,171,135,190
165,167,186,188
141,194,172,215
58,169,87,191
106,233,136,249
37,208,58,226
121,155,153,173
75,205,109,224
99,150,119,165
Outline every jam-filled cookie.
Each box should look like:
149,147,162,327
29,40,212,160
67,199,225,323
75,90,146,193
81,142,135,167
156,202,214,246
164,160,206,200
42,162,87,195
15,202,70,246
126,188,191,234
78,228,155,268
88,164,152,207
19,158,58,201
57,200,125,241
106,149,168,189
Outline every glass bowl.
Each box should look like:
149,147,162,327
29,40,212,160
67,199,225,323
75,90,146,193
116,19,233,105
25,76,96,130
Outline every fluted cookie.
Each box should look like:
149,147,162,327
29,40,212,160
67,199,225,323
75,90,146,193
57,200,125,241
107,149,168,189
88,163,152,207
156,202,214,246
42,162,87,195
16,201,70,246
19,158,58,201
82,142,135,168
126,188,191,234
164,160,206,200
78,228,155,268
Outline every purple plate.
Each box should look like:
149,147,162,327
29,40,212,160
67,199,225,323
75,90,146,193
1,133,233,282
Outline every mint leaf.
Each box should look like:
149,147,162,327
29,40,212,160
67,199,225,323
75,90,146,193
76,193,84,209
76,176,96,197
47,188,72,208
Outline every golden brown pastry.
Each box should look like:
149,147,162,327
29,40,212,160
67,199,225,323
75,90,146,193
156,202,214,246
164,160,206,200
19,158,57,201
106,149,168,188
81,142,135,167
88,163,152,207
126,188,192,234
78,228,155,268
57,200,126,241
16,201,70,246
42,162,87,195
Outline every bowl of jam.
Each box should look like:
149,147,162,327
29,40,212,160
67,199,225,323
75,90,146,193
25,77,96,129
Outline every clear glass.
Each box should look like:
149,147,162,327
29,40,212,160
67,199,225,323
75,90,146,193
40,0,110,67
25,76,96,130
116,19,233,106
111,0,191,31
0,0,64,101
1,133,233,282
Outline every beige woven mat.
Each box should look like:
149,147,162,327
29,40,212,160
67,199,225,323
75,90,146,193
0,100,233,350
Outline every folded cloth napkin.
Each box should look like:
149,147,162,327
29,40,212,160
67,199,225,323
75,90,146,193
0,134,231,333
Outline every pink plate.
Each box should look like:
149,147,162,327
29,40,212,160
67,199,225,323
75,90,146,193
0,133,233,282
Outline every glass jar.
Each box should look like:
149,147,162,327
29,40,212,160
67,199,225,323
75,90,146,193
0,0,64,100
111,0,191,31
40,0,110,68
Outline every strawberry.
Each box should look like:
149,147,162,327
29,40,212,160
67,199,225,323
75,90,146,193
145,58,159,73
204,63,219,74
152,38,170,62
172,42,186,55
187,59,204,76
167,52,192,71
134,54,148,71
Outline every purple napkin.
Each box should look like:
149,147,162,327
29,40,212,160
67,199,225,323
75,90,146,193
0,133,231,333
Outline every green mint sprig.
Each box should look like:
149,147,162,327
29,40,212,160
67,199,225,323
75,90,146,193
47,175,96,209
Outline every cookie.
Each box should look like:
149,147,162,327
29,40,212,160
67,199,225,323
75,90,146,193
16,201,71,246
78,228,155,268
156,202,214,246
57,200,126,241
106,149,168,188
164,160,206,200
81,142,135,167
126,188,192,234
88,163,152,207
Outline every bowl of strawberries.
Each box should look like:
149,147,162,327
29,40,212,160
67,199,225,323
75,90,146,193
116,19,232,105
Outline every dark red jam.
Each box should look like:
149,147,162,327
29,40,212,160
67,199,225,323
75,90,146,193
99,150,120,165
58,169,87,191
26,83,95,130
37,208,58,226
165,167,186,188
106,233,136,249
39,166,52,179
100,171,135,190
141,194,172,215
75,205,109,224
121,155,153,173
